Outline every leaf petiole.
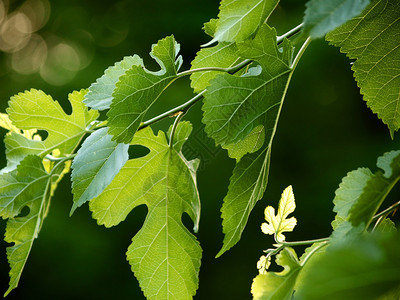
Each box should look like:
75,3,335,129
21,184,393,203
277,23,303,42
275,237,330,248
178,23,304,77
372,199,400,221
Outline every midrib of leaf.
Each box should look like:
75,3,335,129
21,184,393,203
165,150,171,297
135,149,196,298
5,177,51,297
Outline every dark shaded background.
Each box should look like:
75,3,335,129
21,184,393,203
0,0,398,299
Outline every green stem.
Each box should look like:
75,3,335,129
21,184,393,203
277,23,303,43
177,59,252,77
49,154,76,176
138,90,206,130
169,112,185,148
179,23,304,77
278,237,330,247
372,199,400,221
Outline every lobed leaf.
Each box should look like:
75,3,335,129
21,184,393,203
89,122,201,299
5,89,99,166
84,55,143,111
210,25,294,256
0,156,63,296
261,185,297,242
203,25,293,148
203,0,279,46
107,36,183,143
251,248,301,300
303,0,371,38
70,127,129,215
326,0,400,136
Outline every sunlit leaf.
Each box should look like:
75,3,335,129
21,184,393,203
326,0,400,136
89,122,201,299
203,25,293,148
0,155,63,296
107,36,183,143
212,25,294,256
252,248,301,300
6,89,99,161
204,0,279,46
84,55,143,110
261,185,297,242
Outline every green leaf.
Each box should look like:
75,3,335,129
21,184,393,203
6,89,99,160
294,232,400,300
349,150,400,226
261,185,297,242
0,156,57,296
204,0,279,46
203,25,293,148
218,147,270,257
70,127,129,215
224,125,265,160
251,247,301,300
326,0,400,136
210,25,294,256
330,150,400,240
84,55,143,110
379,286,400,300
107,36,183,143
89,122,201,299
294,242,327,293
190,42,243,93
332,167,373,231
303,0,370,38
374,218,397,234
329,152,400,241
0,113,44,174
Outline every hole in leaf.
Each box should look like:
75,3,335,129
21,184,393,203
181,212,196,233
36,130,48,141
17,206,30,218
59,98,72,115
128,145,150,159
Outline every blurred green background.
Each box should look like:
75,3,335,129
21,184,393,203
0,0,398,299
